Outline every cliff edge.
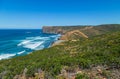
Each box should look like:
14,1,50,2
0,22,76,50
42,24,120,40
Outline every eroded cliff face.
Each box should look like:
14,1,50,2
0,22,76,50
42,26,94,40
42,26,92,34
42,24,120,40
42,26,66,34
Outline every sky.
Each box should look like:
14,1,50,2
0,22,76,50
0,0,120,29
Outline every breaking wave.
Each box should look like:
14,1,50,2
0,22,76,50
0,54,16,60
23,41,44,50
17,50,26,55
0,29,61,60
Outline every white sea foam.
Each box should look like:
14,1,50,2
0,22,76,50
17,40,31,46
50,35,57,38
17,36,46,50
23,41,44,50
50,34,61,39
0,54,16,60
35,45,45,50
26,36,49,40
17,35,59,50
17,50,26,55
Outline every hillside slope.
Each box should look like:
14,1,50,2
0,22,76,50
43,24,120,40
0,31,120,79
60,30,88,40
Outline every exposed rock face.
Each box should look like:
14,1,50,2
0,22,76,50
42,26,66,34
42,26,92,40
42,26,93,34
42,24,120,40
42,24,120,34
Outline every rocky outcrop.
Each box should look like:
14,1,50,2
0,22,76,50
42,26,66,34
42,26,93,34
42,26,91,40
42,24,120,40
42,24,120,35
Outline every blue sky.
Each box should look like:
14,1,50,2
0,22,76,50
0,0,120,29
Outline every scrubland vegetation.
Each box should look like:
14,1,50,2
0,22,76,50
0,30,120,79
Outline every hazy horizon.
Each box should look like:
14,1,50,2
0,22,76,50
0,0,120,29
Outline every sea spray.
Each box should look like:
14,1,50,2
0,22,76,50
0,29,60,60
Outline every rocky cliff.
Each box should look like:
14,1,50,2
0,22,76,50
42,26,91,34
42,24,120,40
43,24,120,34
42,26,67,34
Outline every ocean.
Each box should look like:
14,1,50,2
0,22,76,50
0,29,60,60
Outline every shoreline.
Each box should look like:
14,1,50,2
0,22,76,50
50,33,66,46
51,40,65,46
0,32,62,60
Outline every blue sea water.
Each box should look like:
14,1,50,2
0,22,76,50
0,29,60,60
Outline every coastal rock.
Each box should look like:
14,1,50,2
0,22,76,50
42,26,66,34
43,26,89,40
42,24,120,37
